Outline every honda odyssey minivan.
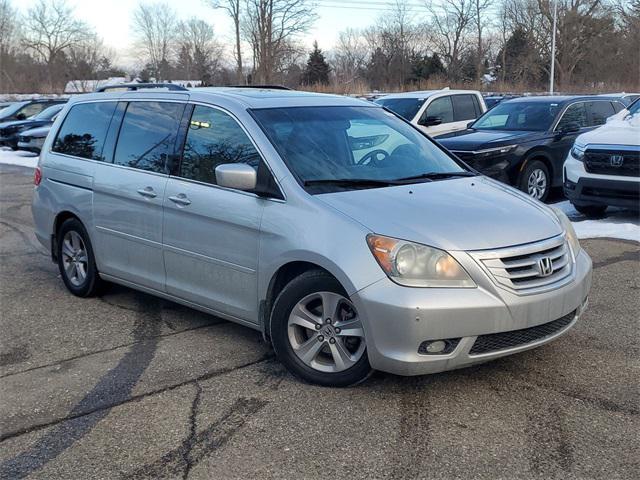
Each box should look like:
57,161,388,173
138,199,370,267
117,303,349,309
32,86,592,387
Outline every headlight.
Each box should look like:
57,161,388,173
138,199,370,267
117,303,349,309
550,207,581,256
474,144,517,158
366,234,476,288
570,144,585,161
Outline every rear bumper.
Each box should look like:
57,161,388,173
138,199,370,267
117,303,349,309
352,249,592,376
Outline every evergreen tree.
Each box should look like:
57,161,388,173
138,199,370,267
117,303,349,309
301,41,330,85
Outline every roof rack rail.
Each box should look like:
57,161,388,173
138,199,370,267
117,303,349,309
225,84,292,90
95,83,188,92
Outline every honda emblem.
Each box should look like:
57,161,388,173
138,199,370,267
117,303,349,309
537,257,554,277
610,155,624,167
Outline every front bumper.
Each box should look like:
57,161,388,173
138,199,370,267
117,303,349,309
17,136,45,153
564,156,640,209
352,249,592,376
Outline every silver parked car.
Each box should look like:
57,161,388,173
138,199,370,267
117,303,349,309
32,86,592,387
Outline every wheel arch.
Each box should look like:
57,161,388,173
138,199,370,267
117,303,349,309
51,210,83,260
517,150,555,184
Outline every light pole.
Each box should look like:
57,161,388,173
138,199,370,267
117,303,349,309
549,0,558,94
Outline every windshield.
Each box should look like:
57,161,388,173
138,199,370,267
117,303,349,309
251,106,467,192
628,99,640,116
0,101,27,120
33,104,63,120
472,101,560,131
374,98,426,121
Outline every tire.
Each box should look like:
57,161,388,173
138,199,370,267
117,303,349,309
519,160,551,202
270,270,372,387
573,203,607,217
57,218,103,297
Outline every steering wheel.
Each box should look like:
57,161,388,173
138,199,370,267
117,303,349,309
357,149,390,166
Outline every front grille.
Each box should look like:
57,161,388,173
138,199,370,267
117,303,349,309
469,310,576,355
470,235,573,294
584,149,640,177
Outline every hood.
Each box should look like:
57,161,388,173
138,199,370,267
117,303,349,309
317,176,562,251
576,117,640,147
0,119,50,131
20,125,51,138
437,129,541,151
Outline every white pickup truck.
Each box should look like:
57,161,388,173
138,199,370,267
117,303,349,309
563,100,640,216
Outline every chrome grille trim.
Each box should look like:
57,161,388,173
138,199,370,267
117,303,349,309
469,234,575,295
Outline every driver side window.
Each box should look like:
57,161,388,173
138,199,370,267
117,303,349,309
422,96,454,124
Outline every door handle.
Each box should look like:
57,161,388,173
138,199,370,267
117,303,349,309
168,193,191,206
137,187,157,198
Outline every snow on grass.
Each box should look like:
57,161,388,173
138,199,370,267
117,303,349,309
0,147,39,168
554,200,639,242
1,146,637,242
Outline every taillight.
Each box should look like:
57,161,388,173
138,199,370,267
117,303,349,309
34,167,42,186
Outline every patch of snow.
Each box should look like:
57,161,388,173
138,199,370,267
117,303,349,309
0,147,39,168
554,200,639,242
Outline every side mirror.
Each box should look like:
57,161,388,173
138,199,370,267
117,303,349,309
419,115,442,127
558,122,580,135
467,121,475,129
215,163,257,191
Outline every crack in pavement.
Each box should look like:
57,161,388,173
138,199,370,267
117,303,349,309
123,397,269,479
182,382,203,480
0,354,273,444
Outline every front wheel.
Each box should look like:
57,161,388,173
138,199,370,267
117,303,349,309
270,270,372,387
519,160,550,202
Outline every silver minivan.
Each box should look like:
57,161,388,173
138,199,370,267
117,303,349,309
32,87,592,387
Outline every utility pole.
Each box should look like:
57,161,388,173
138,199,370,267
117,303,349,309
549,0,558,94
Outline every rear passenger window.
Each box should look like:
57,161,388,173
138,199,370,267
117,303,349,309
53,102,117,160
179,105,262,185
424,96,453,124
556,102,588,130
452,95,477,121
113,102,184,174
587,101,615,126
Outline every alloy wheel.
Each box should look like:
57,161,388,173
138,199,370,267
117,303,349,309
61,230,89,287
287,291,366,373
527,168,548,199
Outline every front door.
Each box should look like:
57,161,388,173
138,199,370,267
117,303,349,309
163,104,266,322
93,100,185,291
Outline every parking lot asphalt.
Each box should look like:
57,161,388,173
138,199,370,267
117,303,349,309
0,163,638,480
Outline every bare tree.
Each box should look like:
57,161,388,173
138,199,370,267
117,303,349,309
472,0,491,81
332,28,368,84
242,0,316,84
426,0,474,81
132,2,177,80
207,0,244,83
0,0,18,90
176,18,223,84
21,0,92,91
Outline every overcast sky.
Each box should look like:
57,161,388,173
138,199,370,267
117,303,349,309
14,0,400,69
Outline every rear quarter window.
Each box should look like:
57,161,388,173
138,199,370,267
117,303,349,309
452,95,477,121
52,102,117,160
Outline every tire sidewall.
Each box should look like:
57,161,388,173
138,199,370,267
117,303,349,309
57,218,99,297
270,271,372,387
520,159,550,202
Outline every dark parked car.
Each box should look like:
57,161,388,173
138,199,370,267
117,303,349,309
483,94,520,110
0,103,65,149
437,96,626,201
0,99,66,123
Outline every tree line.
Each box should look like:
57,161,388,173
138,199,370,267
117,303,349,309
0,0,638,94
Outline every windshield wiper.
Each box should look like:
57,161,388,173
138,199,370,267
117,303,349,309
304,178,399,187
393,171,476,182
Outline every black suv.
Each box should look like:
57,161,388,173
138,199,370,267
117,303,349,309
0,99,66,123
0,103,66,149
437,96,626,201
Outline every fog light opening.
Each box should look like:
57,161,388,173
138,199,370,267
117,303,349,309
418,338,460,355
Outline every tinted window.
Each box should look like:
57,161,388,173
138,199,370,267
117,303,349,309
452,95,477,121
374,98,425,121
53,102,117,160
472,95,482,116
34,104,64,120
180,106,261,185
474,101,559,131
113,102,184,174
587,101,615,126
424,96,454,123
556,102,588,130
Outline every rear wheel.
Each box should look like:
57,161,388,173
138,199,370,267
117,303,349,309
519,160,550,201
57,218,103,297
270,270,372,387
573,203,607,217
